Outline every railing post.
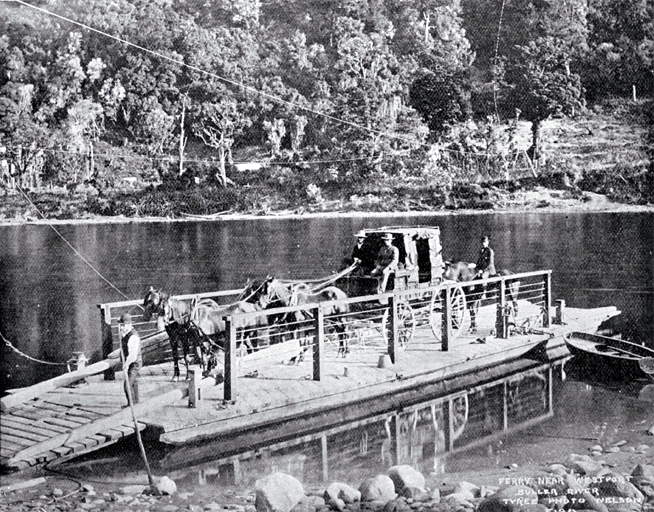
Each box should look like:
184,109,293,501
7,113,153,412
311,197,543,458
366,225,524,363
442,286,451,351
313,305,324,381
555,299,566,325
99,305,115,381
496,276,508,338
188,367,202,408
223,316,236,403
543,271,552,327
388,294,398,363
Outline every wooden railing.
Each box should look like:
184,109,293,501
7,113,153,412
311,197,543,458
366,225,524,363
221,270,553,402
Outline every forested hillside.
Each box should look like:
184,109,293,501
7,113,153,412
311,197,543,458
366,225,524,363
1,0,652,218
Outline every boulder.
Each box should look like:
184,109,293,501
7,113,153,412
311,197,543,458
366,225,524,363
399,488,429,502
388,466,425,494
156,476,177,496
326,483,361,505
546,465,568,477
565,454,605,476
595,472,645,511
453,482,480,500
359,476,396,503
255,473,305,512
477,486,545,512
382,498,411,512
293,496,326,512
119,485,148,495
443,492,475,508
631,464,654,499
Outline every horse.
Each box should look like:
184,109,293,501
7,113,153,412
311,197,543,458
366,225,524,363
142,287,219,381
190,298,268,356
249,277,351,357
443,262,520,333
143,287,268,380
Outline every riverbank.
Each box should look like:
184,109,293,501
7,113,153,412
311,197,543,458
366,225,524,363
1,187,652,227
1,434,652,512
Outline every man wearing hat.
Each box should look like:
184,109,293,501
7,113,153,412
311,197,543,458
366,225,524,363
371,233,399,293
341,230,369,274
118,313,142,406
475,235,496,280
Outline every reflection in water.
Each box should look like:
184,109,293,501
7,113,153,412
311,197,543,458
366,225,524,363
150,358,560,487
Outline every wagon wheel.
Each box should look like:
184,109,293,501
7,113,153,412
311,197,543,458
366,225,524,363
429,284,467,341
382,301,415,348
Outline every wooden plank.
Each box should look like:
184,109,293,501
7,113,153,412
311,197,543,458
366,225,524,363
41,417,86,429
65,409,106,421
1,418,60,438
7,389,183,467
2,433,34,448
0,425,50,443
1,446,18,457
31,402,75,414
51,446,74,457
1,357,121,412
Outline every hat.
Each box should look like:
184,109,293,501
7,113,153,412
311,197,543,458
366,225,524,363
118,312,132,324
381,233,394,240
355,230,366,238
481,235,490,242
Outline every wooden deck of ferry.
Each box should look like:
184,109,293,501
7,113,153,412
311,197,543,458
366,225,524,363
1,272,620,473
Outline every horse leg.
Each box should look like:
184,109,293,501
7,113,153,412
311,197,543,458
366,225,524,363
338,322,349,357
167,328,181,382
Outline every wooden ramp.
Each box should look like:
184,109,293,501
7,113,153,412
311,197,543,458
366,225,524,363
1,364,185,472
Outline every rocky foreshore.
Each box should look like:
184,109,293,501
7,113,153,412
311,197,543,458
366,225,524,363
1,448,653,512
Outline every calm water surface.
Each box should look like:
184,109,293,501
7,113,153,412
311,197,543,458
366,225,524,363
1,212,653,483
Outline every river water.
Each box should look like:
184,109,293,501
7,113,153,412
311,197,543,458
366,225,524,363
1,212,653,483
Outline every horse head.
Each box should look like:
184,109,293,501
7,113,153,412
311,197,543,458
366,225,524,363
143,286,167,321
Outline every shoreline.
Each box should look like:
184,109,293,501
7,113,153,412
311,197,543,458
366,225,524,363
1,196,653,228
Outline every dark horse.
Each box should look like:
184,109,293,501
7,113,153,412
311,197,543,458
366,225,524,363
443,262,520,333
248,277,351,357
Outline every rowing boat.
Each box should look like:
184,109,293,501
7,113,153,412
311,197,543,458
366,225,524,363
564,331,654,380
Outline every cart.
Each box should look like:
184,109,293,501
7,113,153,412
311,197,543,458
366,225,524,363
335,226,467,347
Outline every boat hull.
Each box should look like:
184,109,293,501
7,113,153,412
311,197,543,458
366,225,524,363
564,332,654,381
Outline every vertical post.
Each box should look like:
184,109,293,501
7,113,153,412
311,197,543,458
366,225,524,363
188,368,202,408
555,299,566,325
442,287,452,352
388,295,398,363
321,433,329,482
543,271,552,328
224,317,236,403
496,276,508,338
99,305,115,381
313,305,324,381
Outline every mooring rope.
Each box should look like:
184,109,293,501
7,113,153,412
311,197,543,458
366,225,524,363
1,331,68,366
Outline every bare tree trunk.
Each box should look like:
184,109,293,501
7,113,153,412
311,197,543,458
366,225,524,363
88,142,94,181
179,99,187,176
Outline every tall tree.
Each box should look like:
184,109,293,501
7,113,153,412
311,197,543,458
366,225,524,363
502,37,584,160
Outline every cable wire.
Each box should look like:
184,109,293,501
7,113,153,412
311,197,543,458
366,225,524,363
11,0,423,148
